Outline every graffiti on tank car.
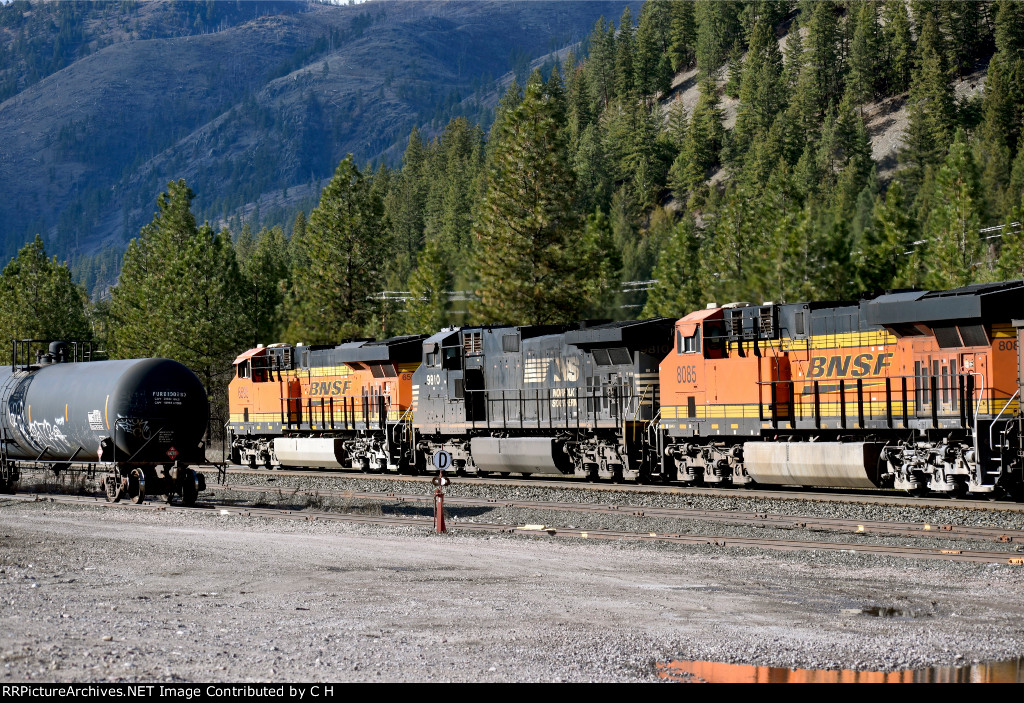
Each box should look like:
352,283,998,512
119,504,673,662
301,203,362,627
115,416,152,439
28,417,71,452
308,380,353,396
806,352,893,379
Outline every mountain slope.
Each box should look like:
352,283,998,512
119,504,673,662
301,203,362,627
0,0,630,259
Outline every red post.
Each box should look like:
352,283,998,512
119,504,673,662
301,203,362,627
434,487,446,533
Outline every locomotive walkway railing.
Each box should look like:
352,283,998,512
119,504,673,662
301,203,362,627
755,373,1008,431
462,385,652,431
280,393,392,431
275,385,655,433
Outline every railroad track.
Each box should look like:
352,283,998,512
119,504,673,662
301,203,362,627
6,491,1024,566
222,466,1024,513
209,483,1024,545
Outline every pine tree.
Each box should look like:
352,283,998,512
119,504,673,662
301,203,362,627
573,122,612,215
564,50,592,150
586,17,617,110
421,117,485,265
731,16,785,162
665,97,688,152
234,223,256,265
782,14,805,92
284,157,387,343
404,238,451,334
702,184,773,303
944,1,994,78
108,179,247,408
919,131,984,289
819,91,872,197
695,0,741,80
580,208,620,317
880,0,914,95
642,215,703,317
899,11,956,198
770,194,854,302
634,0,673,97
0,235,90,364
669,80,724,202
855,180,914,292
614,6,637,98
977,1,1024,215
603,96,667,208
847,0,881,104
996,192,1024,278
288,209,309,276
387,126,428,279
471,80,598,325
669,0,697,72
240,226,289,347
804,0,845,113
488,79,524,162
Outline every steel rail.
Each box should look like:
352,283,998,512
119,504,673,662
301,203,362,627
221,466,1024,513
3,492,1022,566
209,483,1024,545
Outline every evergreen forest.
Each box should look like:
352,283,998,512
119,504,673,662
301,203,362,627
7,0,1024,430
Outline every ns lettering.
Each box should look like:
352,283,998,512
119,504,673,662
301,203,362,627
807,352,893,379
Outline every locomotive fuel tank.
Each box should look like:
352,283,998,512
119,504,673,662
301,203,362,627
0,357,208,463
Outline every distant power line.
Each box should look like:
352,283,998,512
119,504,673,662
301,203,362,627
904,221,1023,255
371,281,660,310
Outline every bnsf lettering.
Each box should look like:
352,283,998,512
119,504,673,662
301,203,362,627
308,380,352,396
807,352,893,379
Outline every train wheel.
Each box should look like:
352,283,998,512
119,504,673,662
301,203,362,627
949,477,969,499
180,469,199,507
127,468,146,504
103,474,122,503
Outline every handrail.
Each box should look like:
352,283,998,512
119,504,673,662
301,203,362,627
988,387,1018,462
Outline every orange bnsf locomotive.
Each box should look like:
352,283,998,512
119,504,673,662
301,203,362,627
228,280,1024,497
229,336,423,471
659,282,1023,496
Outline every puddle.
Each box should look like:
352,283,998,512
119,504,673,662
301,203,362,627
840,606,921,618
656,657,1024,683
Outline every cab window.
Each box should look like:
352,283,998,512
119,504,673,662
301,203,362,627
677,327,701,354
237,361,251,379
703,321,726,359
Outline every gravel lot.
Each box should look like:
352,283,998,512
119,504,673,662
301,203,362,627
3,470,1024,682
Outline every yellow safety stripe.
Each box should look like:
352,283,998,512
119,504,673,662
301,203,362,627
662,398,1019,420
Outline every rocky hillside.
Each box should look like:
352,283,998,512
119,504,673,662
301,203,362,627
0,0,632,261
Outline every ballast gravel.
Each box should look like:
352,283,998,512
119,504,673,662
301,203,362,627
2,470,1024,682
